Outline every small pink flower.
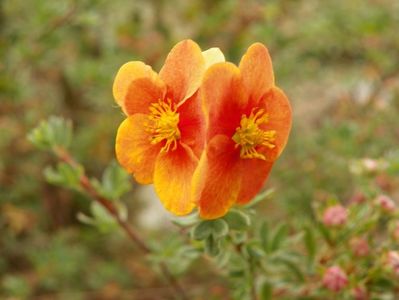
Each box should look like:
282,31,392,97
322,266,348,292
375,195,396,213
352,286,368,300
350,191,366,204
387,251,399,276
323,205,348,227
350,237,369,257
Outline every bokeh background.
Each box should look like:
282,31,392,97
1,0,399,299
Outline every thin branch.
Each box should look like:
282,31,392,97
53,147,188,300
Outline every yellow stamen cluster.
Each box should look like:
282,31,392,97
146,99,181,152
232,109,276,160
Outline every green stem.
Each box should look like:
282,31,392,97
235,244,259,300
249,260,259,300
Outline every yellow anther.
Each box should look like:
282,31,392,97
232,108,276,160
145,99,181,152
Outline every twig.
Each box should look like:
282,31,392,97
53,147,188,300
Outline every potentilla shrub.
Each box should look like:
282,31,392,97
28,40,399,299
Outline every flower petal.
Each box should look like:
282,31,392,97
113,61,165,115
192,135,242,219
178,91,206,158
159,40,205,103
239,43,274,104
258,86,292,161
124,77,166,116
236,159,274,205
202,47,225,69
153,143,198,215
115,114,161,184
201,62,247,140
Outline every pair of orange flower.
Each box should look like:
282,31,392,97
113,40,292,219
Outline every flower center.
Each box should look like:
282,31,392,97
145,99,181,152
232,109,276,160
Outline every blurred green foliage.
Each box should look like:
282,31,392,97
1,0,399,299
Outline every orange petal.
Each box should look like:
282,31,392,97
236,159,274,205
159,40,205,103
192,135,242,219
153,143,198,216
115,114,161,184
239,43,274,105
124,77,166,116
201,62,247,140
259,86,292,161
178,91,206,158
113,61,165,115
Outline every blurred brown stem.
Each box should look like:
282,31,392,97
53,147,188,300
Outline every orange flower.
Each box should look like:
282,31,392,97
114,40,224,215
192,43,292,219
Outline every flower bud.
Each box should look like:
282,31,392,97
352,286,368,300
350,237,369,257
387,251,399,276
322,205,348,227
375,195,396,213
322,266,348,292
350,191,366,204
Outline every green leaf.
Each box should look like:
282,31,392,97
214,251,231,268
229,269,246,278
77,202,119,233
44,162,83,190
259,221,270,252
244,188,274,208
371,274,395,290
173,246,201,274
315,221,333,245
245,243,265,260
274,255,305,282
28,116,72,150
191,222,212,240
223,209,251,231
91,202,114,223
76,212,96,225
211,220,229,237
270,223,288,252
231,231,248,244
90,202,118,233
171,213,199,228
205,235,221,257
303,226,316,265
91,161,131,201
191,219,229,240
260,281,272,300
284,260,305,282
